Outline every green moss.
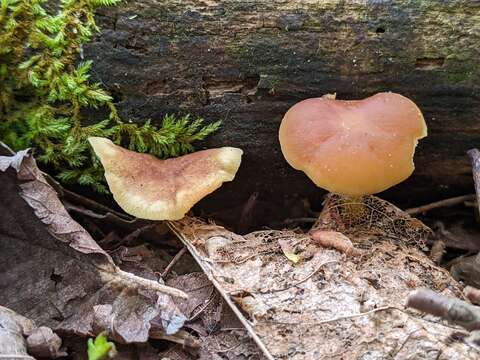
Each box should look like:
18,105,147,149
0,0,220,193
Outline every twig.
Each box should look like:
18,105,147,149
259,260,338,293
161,247,187,278
116,223,156,247
407,288,480,331
0,356,36,359
109,268,188,299
64,189,130,220
64,201,148,229
63,201,107,219
284,217,317,224
464,201,477,208
43,173,130,220
258,305,399,326
405,194,476,215
468,149,480,216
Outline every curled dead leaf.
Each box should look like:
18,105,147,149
310,230,361,256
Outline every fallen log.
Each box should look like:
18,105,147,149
87,0,480,224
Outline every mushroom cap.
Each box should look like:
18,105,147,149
88,137,243,220
279,92,427,196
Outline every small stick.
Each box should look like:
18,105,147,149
161,247,187,278
61,185,131,220
407,288,480,331
63,201,106,219
468,148,480,215
64,201,147,229
284,217,317,224
110,268,188,299
116,223,156,247
405,194,476,215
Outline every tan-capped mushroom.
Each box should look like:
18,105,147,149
279,92,427,197
88,137,242,220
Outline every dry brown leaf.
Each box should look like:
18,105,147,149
167,272,266,360
313,193,432,248
112,246,187,337
0,146,186,344
169,217,477,360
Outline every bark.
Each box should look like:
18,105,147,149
86,0,480,224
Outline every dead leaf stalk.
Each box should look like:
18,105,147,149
161,247,188,279
110,269,188,299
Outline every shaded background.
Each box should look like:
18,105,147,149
85,0,480,229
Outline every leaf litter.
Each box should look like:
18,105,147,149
0,146,187,346
2,144,480,359
169,197,479,359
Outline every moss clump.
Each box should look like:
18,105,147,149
0,0,220,192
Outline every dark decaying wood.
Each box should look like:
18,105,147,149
87,1,480,224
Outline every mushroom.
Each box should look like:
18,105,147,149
88,137,242,220
279,92,427,199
